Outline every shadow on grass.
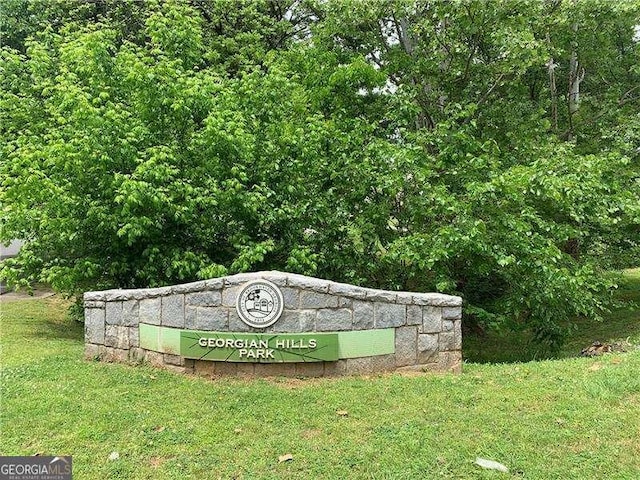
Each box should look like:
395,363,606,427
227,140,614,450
1,296,84,343
464,268,640,364
37,317,84,342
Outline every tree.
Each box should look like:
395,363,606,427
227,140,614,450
1,0,638,347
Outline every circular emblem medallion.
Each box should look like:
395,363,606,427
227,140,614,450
236,280,284,329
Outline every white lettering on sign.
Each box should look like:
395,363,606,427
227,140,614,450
197,337,319,350
197,337,269,349
274,339,317,349
237,348,275,359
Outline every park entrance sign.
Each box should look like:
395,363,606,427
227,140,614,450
84,271,462,377
180,332,339,362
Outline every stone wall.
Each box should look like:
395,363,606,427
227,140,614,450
84,271,462,377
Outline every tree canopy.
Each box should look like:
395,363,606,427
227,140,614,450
1,0,639,345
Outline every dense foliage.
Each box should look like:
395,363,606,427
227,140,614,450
1,0,639,344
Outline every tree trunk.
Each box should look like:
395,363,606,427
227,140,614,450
394,14,435,130
548,58,558,132
567,5,584,141
546,33,558,132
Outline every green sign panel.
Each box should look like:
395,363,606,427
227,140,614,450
180,331,339,363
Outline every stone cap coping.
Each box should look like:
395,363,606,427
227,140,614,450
83,271,462,307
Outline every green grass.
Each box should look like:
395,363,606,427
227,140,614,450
1,276,640,479
464,268,640,363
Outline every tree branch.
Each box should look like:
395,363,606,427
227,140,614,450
620,85,640,103
460,73,505,126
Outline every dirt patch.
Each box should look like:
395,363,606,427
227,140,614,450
0,288,56,302
149,456,172,469
301,428,323,439
266,377,324,390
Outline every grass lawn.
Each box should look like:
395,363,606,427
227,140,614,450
1,272,639,479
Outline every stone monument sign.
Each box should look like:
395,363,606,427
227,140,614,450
84,271,462,377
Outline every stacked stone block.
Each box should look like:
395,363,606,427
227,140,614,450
84,271,462,376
